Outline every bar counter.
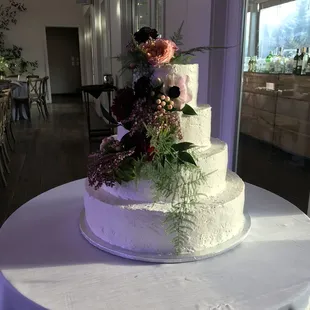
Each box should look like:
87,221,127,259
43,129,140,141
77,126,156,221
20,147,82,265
241,72,310,158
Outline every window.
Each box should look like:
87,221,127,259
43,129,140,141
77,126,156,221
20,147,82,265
259,0,310,58
244,12,251,57
155,0,165,36
133,0,151,32
133,0,165,35
100,0,112,75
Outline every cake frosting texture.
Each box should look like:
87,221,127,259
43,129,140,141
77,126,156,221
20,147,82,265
85,63,246,255
85,172,245,254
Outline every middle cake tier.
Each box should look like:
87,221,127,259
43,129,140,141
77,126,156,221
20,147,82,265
103,138,228,202
117,105,212,147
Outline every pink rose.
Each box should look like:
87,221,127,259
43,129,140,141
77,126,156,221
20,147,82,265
141,39,178,66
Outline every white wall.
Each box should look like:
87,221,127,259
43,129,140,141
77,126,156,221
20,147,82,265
165,0,212,106
3,0,84,100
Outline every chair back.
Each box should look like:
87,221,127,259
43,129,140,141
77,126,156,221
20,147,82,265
27,78,43,99
42,76,49,98
0,80,11,91
0,94,9,142
6,74,20,81
26,75,39,79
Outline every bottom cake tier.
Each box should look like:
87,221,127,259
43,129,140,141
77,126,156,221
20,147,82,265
84,171,245,255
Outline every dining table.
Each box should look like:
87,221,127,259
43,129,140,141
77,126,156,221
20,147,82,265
10,80,29,120
0,80,29,120
0,179,310,310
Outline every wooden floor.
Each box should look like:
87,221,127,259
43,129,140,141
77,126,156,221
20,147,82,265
0,103,89,225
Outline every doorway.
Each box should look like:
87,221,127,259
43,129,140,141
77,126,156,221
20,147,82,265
46,27,82,103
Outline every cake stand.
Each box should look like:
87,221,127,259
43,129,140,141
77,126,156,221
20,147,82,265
79,210,251,264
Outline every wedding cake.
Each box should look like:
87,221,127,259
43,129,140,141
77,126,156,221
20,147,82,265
84,26,246,256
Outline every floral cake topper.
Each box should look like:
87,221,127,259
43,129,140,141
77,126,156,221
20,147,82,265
88,22,219,189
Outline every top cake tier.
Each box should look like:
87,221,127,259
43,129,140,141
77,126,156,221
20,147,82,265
133,64,199,109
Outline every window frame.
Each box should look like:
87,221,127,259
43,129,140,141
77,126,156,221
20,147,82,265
132,0,165,34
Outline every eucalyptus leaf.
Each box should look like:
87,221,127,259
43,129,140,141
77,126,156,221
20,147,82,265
178,151,197,166
172,142,196,152
182,104,197,116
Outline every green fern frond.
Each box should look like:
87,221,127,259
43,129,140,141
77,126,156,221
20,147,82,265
139,125,209,254
170,21,184,46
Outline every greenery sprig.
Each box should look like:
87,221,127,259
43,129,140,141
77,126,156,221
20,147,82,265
170,21,184,46
0,1,38,74
141,124,207,254
170,20,233,65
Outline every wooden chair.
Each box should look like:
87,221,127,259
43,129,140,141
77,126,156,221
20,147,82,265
27,77,46,119
6,74,20,81
0,94,11,187
41,76,49,118
2,89,15,151
0,80,12,90
14,77,48,121
26,75,39,79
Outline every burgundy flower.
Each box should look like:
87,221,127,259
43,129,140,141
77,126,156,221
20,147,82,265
134,27,158,44
147,146,155,161
121,131,151,158
111,87,136,122
127,99,155,135
87,148,135,189
134,76,152,98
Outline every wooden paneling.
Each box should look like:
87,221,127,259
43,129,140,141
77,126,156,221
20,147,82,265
241,72,310,158
278,75,310,101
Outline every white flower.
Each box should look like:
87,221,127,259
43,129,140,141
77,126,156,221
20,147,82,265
162,73,192,110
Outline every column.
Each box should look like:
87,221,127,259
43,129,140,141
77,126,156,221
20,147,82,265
208,0,247,170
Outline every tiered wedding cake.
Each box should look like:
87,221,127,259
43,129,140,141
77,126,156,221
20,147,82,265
84,26,246,256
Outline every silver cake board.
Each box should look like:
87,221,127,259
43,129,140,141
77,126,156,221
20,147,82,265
79,209,251,264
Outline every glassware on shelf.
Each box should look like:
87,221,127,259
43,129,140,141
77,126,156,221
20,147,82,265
293,48,300,75
244,57,250,72
306,47,310,76
265,51,273,73
248,56,257,72
284,58,294,74
302,47,309,75
295,48,305,75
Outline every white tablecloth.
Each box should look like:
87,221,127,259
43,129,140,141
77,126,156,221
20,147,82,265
0,180,310,310
10,81,28,120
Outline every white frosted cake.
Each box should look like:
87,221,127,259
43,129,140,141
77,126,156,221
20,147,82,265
84,63,245,255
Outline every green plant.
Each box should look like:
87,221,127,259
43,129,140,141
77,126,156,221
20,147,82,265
0,0,38,75
139,124,207,254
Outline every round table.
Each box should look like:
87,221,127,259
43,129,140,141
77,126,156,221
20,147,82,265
0,180,310,310
11,81,29,120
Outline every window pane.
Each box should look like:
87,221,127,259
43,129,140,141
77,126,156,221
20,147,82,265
155,0,165,36
259,0,310,58
134,0,150,32
244,12,251,57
